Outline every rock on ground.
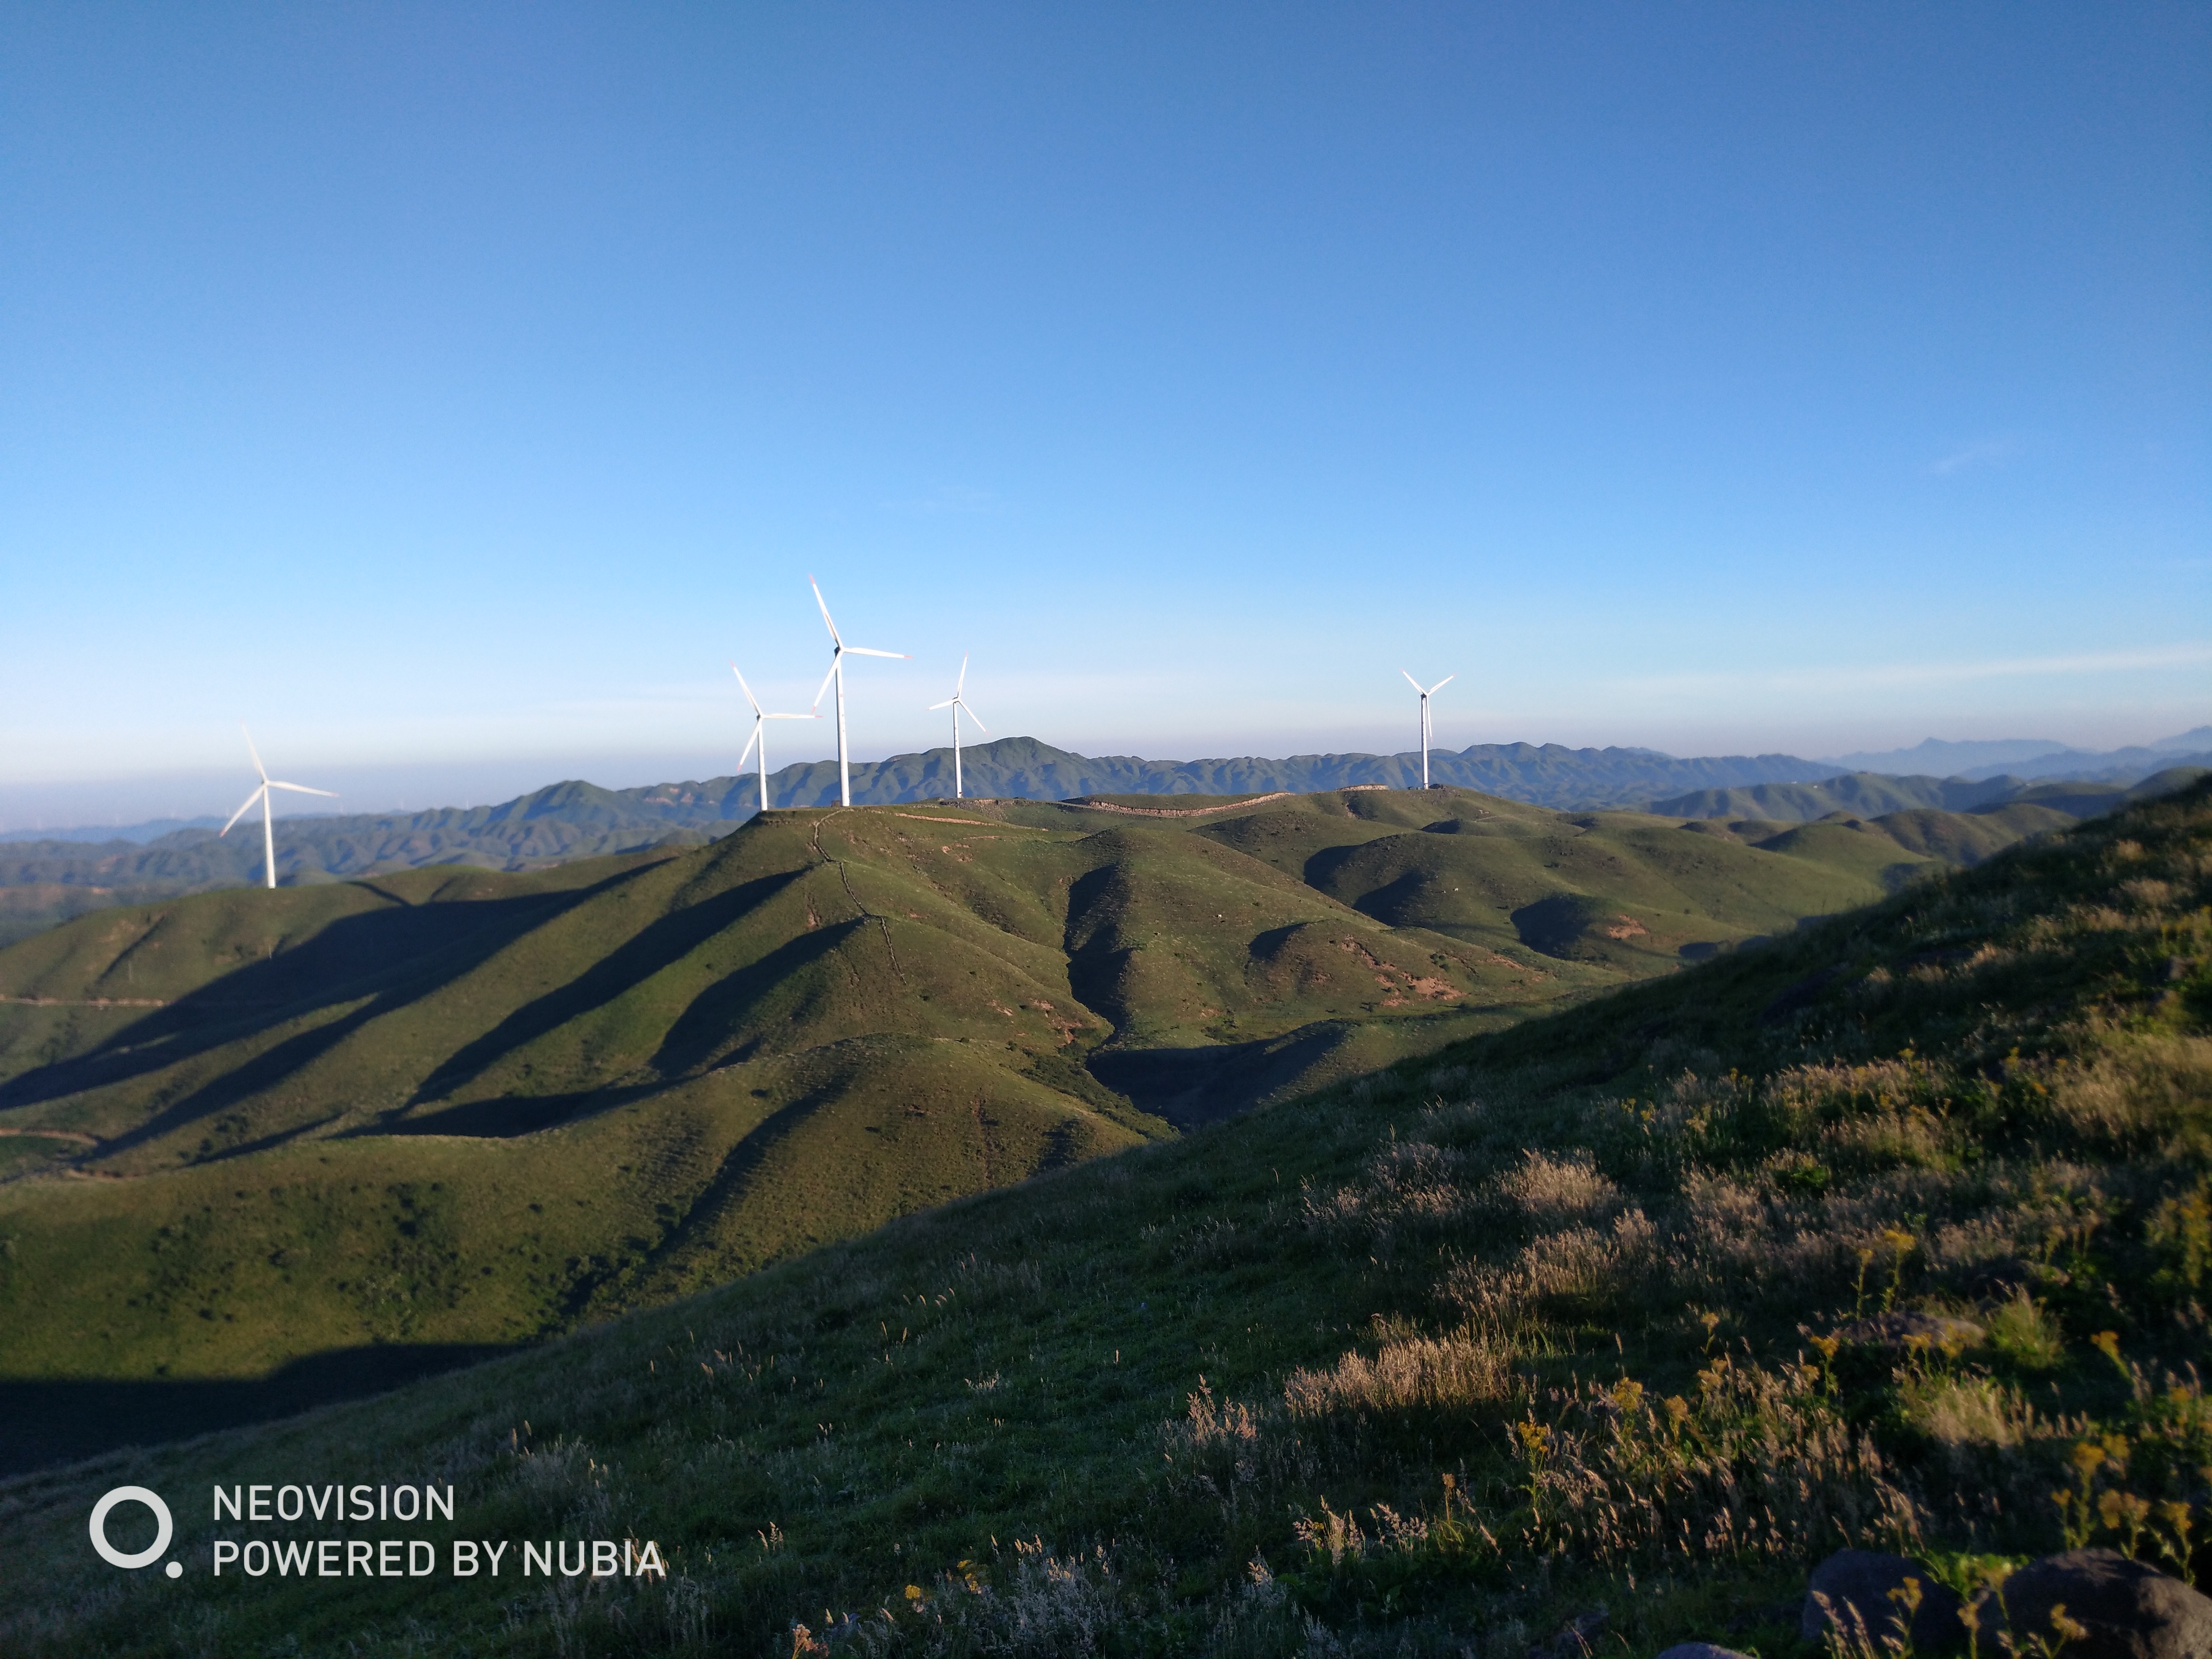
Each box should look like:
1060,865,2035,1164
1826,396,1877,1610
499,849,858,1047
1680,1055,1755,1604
1803,1549,1967,1650
1998,1549,2212,1659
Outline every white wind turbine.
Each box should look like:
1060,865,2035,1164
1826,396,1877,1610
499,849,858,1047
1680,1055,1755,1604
731,663,818,814
1401,670,1455,789
926,654,988,800
219,726,336,889
808,576,910,807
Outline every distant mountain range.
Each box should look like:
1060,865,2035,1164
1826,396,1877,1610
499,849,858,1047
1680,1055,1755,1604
10,729,2206,848
0,733,2203,946
1823,725,2212,781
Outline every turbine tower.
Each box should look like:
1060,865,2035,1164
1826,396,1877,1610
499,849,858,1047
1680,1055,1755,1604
1401,670,1455,789
219,726,336,890
926,654,988,800
809,576,911,807
731,664,818,815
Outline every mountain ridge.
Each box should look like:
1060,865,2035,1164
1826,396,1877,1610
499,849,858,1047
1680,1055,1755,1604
2,736,2203,946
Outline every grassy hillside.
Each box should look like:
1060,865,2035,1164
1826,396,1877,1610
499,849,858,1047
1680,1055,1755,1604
0,788,1923,1448
0,784,728,947
1,779,2202,1658
1647,764,2209,826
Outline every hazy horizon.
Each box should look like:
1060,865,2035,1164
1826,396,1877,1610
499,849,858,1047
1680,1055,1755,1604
4,720,2206,835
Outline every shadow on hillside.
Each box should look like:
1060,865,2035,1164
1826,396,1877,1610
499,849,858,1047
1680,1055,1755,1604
1089,1026,1351,1127
650,917,863,1075
0,1343,516,1478
412,869,804,1105
0,865,653,1120
378,1077,673,1137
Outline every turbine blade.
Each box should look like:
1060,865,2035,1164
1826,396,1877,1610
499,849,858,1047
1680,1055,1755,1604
810,659,840,712
1400,669,1424,694
266,781,337,797
809,576,842,645
957,652,969,696
962,702,987,733
764,711,817,720
730,662,762,713
1428,674,1455,696
220,785,265,836
240,723,268,782
843,646,909,659
736,725,760,771
927,698,955,710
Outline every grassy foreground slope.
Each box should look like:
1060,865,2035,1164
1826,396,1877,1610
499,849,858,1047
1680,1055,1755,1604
2,781,2205,1657
0,788,1932,1434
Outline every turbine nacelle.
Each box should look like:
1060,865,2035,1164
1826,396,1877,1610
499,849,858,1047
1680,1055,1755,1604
731,663,817,812
928,654,988,799
218,726,336,889
1401,670,1455,790
1401,669,1455,700
807,576,910,807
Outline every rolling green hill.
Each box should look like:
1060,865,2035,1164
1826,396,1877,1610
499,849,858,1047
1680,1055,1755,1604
8,741,2190,948
1643,769,2014,820
1647,762,2209,824
1,780,2202,1658
0,786,1938,1453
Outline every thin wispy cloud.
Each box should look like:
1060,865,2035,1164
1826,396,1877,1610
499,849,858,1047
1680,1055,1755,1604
1926,438,2017,475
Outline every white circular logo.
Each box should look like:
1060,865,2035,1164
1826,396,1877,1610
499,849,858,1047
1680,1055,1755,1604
89,1486,173,1571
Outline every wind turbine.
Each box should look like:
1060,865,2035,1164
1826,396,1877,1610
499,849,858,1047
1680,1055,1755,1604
926,654,988,800
219,726,336,890
808,576,910,807
731,663,818,814
1401,670,1455,789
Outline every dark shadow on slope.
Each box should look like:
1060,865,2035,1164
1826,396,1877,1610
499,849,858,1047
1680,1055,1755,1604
1337,868,1443,926
413,869,805,1104
649,918,866,1075
609,1087,839,1294
376,1077,675,1138
87,1005,393,1161
1061,864,1141,1029
1300,838,1451,911
1087,1024,1354,1128
0,1343,517,1478
0,867,652,1113
1511,893,1613,958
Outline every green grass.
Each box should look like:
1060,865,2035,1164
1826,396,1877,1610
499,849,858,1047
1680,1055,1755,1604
0,1133,79,1177
0,788,2026,1410
0,779,2203,1657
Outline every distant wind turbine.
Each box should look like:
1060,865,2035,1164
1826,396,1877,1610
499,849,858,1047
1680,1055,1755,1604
808,577,911,807
926,654,988,800
1401,670,1455,789
731,663,818,814
219,726,336,890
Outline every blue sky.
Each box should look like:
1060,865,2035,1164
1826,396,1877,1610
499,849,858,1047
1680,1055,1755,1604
2,3,2206,825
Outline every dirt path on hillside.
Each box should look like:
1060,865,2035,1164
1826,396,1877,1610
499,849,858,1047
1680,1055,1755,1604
809,811,905,983
0,995,166,1008
1062,792,1297,818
